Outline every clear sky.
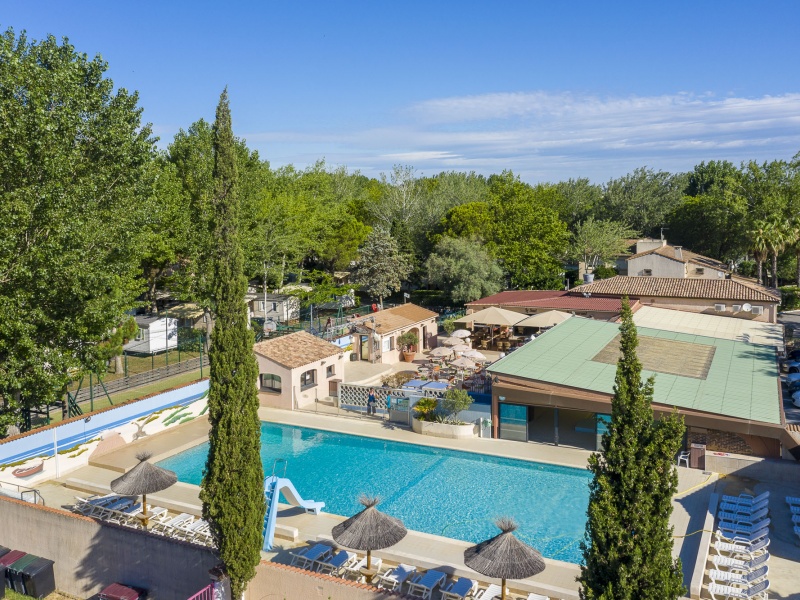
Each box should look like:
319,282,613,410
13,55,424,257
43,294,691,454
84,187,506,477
4,1,800,183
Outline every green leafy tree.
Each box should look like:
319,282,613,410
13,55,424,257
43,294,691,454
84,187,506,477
570,218,639,272
200,90,265,599
442,388,473,424
579,298,685,600
0,29,155,433
748,221,771,285
352,229,412,308
425,237,504,304
555,178,603,229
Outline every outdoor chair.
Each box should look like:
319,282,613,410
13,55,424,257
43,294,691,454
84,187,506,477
786,495,800,507
713,537,770,561
104,501,142,525
439,577,477,600
405,569,446,599
676,451,690,467
315,550,356,576
721,492,769,507
151,513,194,536
95,497,136,520
708,580,769,600
711,552,769,574
375,563,416,591
708,565,768,587
341,555,382,581
790,504,800,515
719,499,769,516
291,543,333,570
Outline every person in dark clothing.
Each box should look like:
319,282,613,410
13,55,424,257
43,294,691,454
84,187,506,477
367,388,376,415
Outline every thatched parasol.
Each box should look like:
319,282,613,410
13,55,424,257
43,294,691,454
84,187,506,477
464,518,545,600
332,496,407,569
110,451,177,529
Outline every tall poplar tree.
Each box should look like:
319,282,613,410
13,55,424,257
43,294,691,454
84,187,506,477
579,298,685,600
200,89,265,599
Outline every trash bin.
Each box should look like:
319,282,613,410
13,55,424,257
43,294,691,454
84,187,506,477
0,551,26,589
21,557,55,599
99,582,147,600
690,443,706,470
8,553,39,594
0,565,5,599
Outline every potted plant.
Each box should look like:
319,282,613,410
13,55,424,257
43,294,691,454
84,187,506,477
397,330,419,362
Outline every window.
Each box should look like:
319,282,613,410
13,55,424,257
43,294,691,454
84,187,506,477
259,301,265,310
382,337,392,352
326,365,335,378
260,373,282,393
300,369,317,389
272,302,278,311
643,269,653,276
695,268,705,275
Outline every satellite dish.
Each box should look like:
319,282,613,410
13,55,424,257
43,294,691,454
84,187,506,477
742,303,752,313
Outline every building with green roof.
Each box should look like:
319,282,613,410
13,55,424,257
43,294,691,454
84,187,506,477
487,317,787,458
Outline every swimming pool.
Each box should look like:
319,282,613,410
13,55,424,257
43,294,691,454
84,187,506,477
158,422,591,564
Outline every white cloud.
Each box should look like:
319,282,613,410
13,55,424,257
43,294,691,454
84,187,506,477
237,91,800,182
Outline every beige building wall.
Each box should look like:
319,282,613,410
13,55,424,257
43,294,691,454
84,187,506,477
357,317,438,364
0,497,217,599
627,254,685,278
256,354,345,410
638,296,776,323
686,260,728,280
248,562,398,600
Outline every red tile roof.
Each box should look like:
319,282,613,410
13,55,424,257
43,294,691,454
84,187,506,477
253,331,341,369
571,276,780,303
364,303,438,334
466,290,567,306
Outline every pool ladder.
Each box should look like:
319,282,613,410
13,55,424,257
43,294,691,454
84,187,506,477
271,458,287,478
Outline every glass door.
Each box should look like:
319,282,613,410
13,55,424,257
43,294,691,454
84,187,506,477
499,403,528,442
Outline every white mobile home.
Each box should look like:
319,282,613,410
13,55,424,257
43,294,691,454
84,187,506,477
123,315,178,355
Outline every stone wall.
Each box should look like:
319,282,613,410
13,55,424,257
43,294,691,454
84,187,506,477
0,496,217,598
688,428,754,455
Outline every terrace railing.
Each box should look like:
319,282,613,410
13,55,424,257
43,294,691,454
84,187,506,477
186,584,214,600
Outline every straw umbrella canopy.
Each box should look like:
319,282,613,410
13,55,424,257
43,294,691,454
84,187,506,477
464,518,545,600
429,346,454,358
332,496,407,569
451,329,472,339
110,451,177,529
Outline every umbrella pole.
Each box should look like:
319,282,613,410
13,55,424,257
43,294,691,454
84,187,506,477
501,578,506,600
142,493,148,530
366,549,371,569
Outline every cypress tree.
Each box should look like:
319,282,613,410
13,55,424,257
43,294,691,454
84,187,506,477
200,89,265,599
579,298,685,600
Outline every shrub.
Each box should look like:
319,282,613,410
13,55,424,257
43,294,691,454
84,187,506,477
593,265,618,280
780,286,800,311
380,372,414,388
397,330,419,351
442,318,457,336
442,388,473,424
413,398,439,421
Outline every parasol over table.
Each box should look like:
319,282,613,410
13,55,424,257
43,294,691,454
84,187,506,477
464,518,545,600
429,346,454,358
332,496,407,569
110,451,177,529
451,329,472,339
450,357,477,370
450,343,471,353
441,337,463,347
463,349,487,361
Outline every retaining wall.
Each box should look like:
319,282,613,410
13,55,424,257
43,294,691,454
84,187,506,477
0,496,218,598
0,380,210,466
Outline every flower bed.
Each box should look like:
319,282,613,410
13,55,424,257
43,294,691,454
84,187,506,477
411,416,477,439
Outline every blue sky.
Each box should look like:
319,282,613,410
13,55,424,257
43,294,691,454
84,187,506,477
4,1,800,182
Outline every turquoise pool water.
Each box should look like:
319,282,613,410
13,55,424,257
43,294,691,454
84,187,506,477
158,422,591,564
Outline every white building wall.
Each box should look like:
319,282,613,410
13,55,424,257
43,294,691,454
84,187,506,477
627,254,685,278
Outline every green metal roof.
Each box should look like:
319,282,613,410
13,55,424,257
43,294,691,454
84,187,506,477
488,317,781,425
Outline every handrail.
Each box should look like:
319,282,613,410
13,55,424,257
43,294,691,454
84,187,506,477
0,480,46,505
186,584,214,600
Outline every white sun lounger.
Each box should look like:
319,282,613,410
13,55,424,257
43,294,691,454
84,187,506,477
708,565,768,586
708,580,769,600
717,508,768,525
711,552,769,573
405,569,446,599
528,594,551,600
717,520,770,538
375,563,416,591
290,543,332,570
341,555,382,581
718,499,769,516
713,537,770,560
152,512,194,535
475,584,505,600
721,491,769,506
315,550,356,576
440,577,478,600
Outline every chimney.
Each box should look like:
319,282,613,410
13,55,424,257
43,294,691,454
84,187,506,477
674,246,682,259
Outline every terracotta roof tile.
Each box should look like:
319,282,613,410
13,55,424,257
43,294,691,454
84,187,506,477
572,276,780,303
466,290,567,306
365,303,438,334
253,331,341,369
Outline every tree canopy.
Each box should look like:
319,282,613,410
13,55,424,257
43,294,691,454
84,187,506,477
425,237,504,304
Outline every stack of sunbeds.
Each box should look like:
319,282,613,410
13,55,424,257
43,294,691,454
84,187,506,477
787,496,800,541
149,512,214,546
708,491,771,600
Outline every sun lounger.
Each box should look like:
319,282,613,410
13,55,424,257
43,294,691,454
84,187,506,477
475,584,505,600
717,508,768,525
711,552,769,574
717,520,770,538
105,502,142,525
406,569,447,599
315,550,356,576
528,594,550,600
75,494,119,516
375,563,416,591
290,543,332,570
718,499,768,516
713,537,770,561
708,565,768,586
708,580,769,600
721,492,769,506
151,513,194,535
440,577,478,600
790,504,800,515
795,525,800,539
341,555,382,581
785,495,800,507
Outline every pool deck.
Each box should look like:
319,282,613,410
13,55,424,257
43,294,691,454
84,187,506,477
30,407,732,599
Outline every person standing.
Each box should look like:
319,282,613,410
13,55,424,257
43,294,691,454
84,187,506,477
385,393,392,420
367,388,376,415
